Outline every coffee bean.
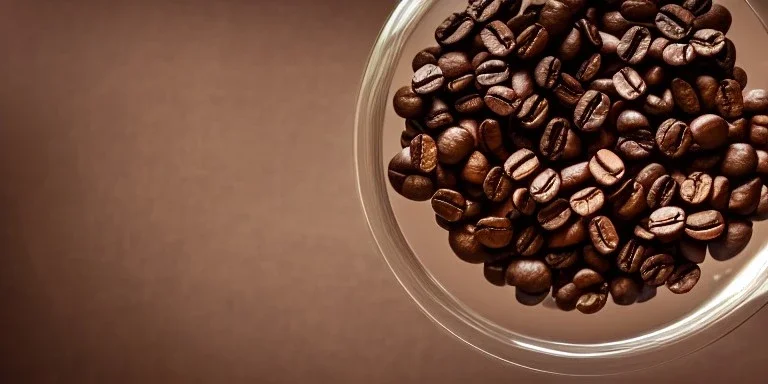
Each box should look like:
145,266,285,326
656,4,694,41
476,59,510,88
515,226,546,257
621,0,658,21
425,98,455,130
576,283,609,314
412,64,445,95
540,117,571,161
573,268,604,290
558,27,583,61
517,23,549,59
644,89,675,116
554,282,581,311
617,26,652,64
684,0,713,15
435,164,459,191
647,175,678,209
477,119,507,160
534,56,561,90
706,176,729,211
710,219,753,261
409,134,438,173
583,244,612,274
648,36,670,61
602,11,633,36
577,18,603,48
437,51,472,79
616,129,655,161
590,149,625,187
671,78,701,115
635,163,667,192
617,238,649,273
538,0,573,36
437,126,474,165
656,119,692,159
412,46,441,71
467,0,503,22
431,189,467,222
611,276,640,305
753,185,768,221
634,218,656,241
550,218,588,248
570,187,605,217
744,89,768,114
758,151,768,175
530,168,561,204
729,177,762,215
662,43,696,66
446,74,475,94
715,38,737,73
693,3,732,33
589,78,619,99
484,86,520,116
484,166,513,203
574,90,610,132
750,116,768,147
481,21,516,57
400,119,424,148
537,198,572,231
505,148,541,181
511,187,537,217
640,254,675,287
517,94,550,130
613,67,646,101
506,259,551,293
393,86,426,119
435,214,456,231
516,288,550,305
560,162,593,192
455,93,485,115
715,79,744,119
476,216,514,248
643,65,666,88
733,66,749,89
588,216,619,255
555,73,585,107
471,51,492,70
506,6,540,34
617,109,650,134
679,172,713,206
690,114,728,150
667,263,701,294
449,224,488,263
545,249,579,269
671,170,687,186
610,179,648,220
649,206,686,242
726,117,748,142
690,28,725,57
684,209,725,241
511,70,535,100
483,259,509,286
721,143,758,178
388,148,435,201
461,151,491,185
600,31,620,55
436,13,475,46
576,53,602,83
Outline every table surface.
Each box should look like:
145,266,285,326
0,1,766,383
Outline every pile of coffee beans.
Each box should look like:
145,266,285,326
388,0,767,314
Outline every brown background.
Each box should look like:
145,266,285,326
0,0,766,383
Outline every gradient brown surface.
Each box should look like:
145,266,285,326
0,0,766,383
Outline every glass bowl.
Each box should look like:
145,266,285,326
355,0,768,376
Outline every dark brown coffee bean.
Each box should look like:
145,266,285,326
729,177,762,215
679,172,713,206
505,148,541,181
716,79,744,119
455,93,485,114
621,0,658,21
431,189,466,223
449,224,488,263
549,218,588,249
537,198,572,231
483,86,519,116
751,116,768,147
683,0,712,16
467,0,503,22
688,151,722,172
425,98,454,130
611,276,640,305
558,27,583,61
573,268,604,290
574,90,610,132
589,216,619,255
695,75,718,110
721,143,757,178
690,28,725,57
635,163,667,192
511,69,535,100
409,134,438,173
539,118,571,161
476,59,510,88
706,176,729,211
690,114,728,150
656,4,694,41
530,168,561,204
506,259,551,293
435,164,459,191
663,43,697,67
411,46,441,71
685,210,725,241
648,36,670,61
393,86,426,119
589,78,619,100
517,23,549,60
693,4,732,33
446,73,474,93
436,13,475,46
603,11,633,36
437,51,472,79
388,148,435,201
677,238,706,264
575,53,602,83
643,65,666,88
670,78,701,115
483,166,513,203
616,129,655,161
471,51,492,70
438,128,475,168
483,259,508,286
560,162,593,192
481,21,516,57
534,56,561,90
461,151,490,185
599,31,620,55
710,219,752,261
667,263,701,294
617,238,649,273
576,283,609,314
589,149,625,187
758,150,768,175
656,119,692,159
640,254,675,287
538,0,573,36
644,89,675,116
476,217,514,248
583,245,611,274
634,218,656,241
613,67,646,101
553,282,581,311
545,249,579,270
412,64,444,95
744,89,768,114
514,226,545,257
555,73,585,108
649,206,686,242
617,109,649,134
511,188,537,217
570,187,605,217
506,6,539,34
476,119,507,160
577,18,602,47
647,175,677,209
609,179,648,220
517,94,550,130
733,66,749,90
753,185,768,221
616,26,651,65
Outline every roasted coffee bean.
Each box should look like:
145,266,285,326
558,27,583,61
538,0,573,36
662,43,696,66
600,31,620,55
511,69,535,100
656,119,692,159
574,268,604,290
679,172,713,206
388,148,435,201
758,150,768,175
617,238,649,273
644,89,675,116
634,218,656,241
611,276,640,305
534,56,561,90
539,118,569,161
613,67,646,101
506,6,539,34
602,11,633,36
476,59,510,88
617,109,650,134
449,224,488,263
571,187,605,217
683,0,713,16
753,185,768,221
483,259,509,286
554,281,581,311
516,288,549,305
667,263,701,294
576,283,609,314
545,249,579,269
437,51,472,79
410,134,438,173
649,206,686,242
734,66,749,89
656,4,694,41
751,116,768,147
643,65,666,88
574,90,610,132
435,164,459,190
690,114,728,150
476,216,514,248
400,119,424,148
707,175,729,211
690,28,725,57
693,3,732,33
554,73,585,108
576,53,602,83
685,209,725,241
635,163,667,192
715,79,744,119
608,99,627,128
467,0,503,22
446,74,475,93
589,216,619,255
715,38,737,74
455,93,484,114
671,78,700,115
710,218,753,261
621,0,658,21
721,143,757,178
609,179,647,220
583,245,612,274
393,86,426,119
484,86,520,116
744,89,768,114
484,166,514,202
431,189,467,222
616,129,655,161
517,94,550,130
514,226,546,257
679,238,707,264
516,23,549,59
530,168,561,204
477,119,507,160
436,13,475,46
537,198,572,231
471,51,492,70
640,254,675,287
435,214,456,231
505,148,541,181
589,78,619,99
481,21,516,57
647,175,678,209
437,126,475,165
648,37,670,61
617,26,652,64
425,98,454,130
506,259,551,293
729,177,762,215
590,149,625,187
511,187,537,217
461,151,491,185
412,46,441,71
560,162,592,192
